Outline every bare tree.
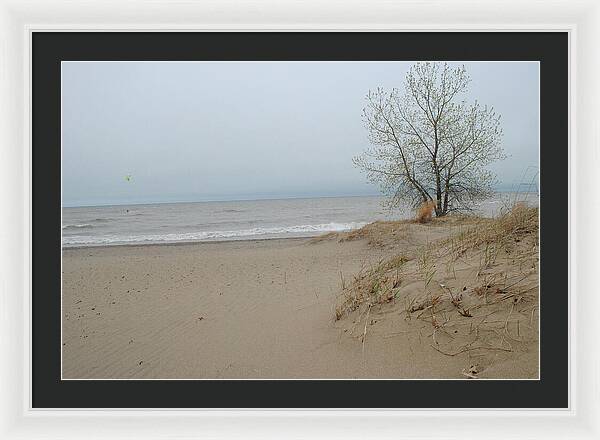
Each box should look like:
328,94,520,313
354,62,505,217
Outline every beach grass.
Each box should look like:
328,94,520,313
332,203,539,377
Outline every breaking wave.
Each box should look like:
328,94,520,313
62,223,94,230
62,222,366,246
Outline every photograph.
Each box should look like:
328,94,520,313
61,60,540,380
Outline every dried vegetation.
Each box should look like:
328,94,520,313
333,203,539,378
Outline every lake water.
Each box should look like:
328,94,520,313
62,193,537,247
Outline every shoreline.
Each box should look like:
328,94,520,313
61,235,316,251
62,195,539,250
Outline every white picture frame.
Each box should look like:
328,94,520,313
0,0,597,438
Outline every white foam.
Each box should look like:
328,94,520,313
62,223,94,230
62,222,367,246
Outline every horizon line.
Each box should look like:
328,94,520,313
62,193,381,209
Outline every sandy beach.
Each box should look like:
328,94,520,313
62,210,539,379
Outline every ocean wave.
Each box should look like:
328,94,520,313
63,218,114,229
62,222,367,246
62,223,94,230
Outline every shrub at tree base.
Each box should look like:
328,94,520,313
416,200,436,223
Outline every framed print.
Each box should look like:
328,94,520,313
31,31,565,408
0,0,598,439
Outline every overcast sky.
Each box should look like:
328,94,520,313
62,61,539,207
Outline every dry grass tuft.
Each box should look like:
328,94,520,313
334,255,409,320
441,203,538,258
416,200,436,223
310,220,411,248
342,221,411,245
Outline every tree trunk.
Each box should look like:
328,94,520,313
441,175,451,216
435,171,444,216
442,192,449,215
435,204,444,216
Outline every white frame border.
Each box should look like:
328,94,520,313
1,0,597,439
